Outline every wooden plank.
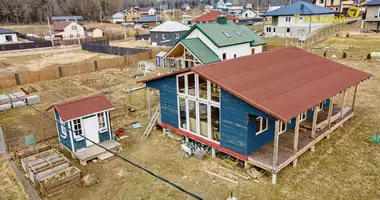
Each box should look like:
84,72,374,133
219,166,251,180
204,170,239,185
311,106,318,139
15,143,51,162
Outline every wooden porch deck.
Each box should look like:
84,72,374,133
73,140,122,166
248,107,354,173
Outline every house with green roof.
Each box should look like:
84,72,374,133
163,15,266,70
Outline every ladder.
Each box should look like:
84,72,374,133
143,105,161,137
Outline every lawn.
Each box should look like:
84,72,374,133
0,155,27,200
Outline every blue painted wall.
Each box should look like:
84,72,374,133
146,76,179,128
220,89,276,155
55,110,72,151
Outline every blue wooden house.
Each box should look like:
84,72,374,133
140,47,371,183
47,94,121,165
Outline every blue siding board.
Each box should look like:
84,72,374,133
55,110,72,151
147,76,178,128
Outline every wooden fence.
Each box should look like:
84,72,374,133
0,50,159,89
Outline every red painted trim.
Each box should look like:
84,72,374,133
161,123,248,161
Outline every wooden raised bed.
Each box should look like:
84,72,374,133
39,166,82,197
15,142,51,163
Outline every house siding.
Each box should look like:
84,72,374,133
146,76,178,128
151,31,187,46
54,110,72,151
0,33,17,44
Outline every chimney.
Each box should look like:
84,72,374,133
217,15,227,24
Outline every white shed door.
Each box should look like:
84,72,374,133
83,116,99,147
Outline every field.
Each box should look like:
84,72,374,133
0,155,27,200
0,25,380,200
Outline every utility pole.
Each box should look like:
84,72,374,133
74,16,81,45
123,18,127,40
100,11,103,30
47,17,54,47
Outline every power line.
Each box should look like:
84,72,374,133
4,89,203,200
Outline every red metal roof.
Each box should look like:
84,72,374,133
192,11,239,23
47,94,114,121
53,21,73,31
141,47,371,122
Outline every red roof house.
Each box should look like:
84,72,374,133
192,11,239,24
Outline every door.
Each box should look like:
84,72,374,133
251,48,255,55
83,116,100,147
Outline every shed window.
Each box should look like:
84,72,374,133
175,33,180,39
300,111,307,122
60,118,67,138
255,116,268,135
73,119,83,140
97,112,107,131
279,121,286,134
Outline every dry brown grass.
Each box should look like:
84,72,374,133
0,155,27,200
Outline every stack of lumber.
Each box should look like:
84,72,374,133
26,95,40,105
0,94,9,104
14,142,51,162
38,166,82,197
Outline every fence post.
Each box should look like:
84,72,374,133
149,51,153,59
58,66,63,78
94,60,99,71
14,73,20,86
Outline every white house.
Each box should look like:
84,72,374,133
52,21,86,40
263,1,336,38
236,9,259,18
112,12,125,23
47,94,121,165
140,7,156,16
267,2,284,12
86,28,103,38
0,27,17,44
163,15,266,71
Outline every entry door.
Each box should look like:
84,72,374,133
251,48,255,55
83,116,100,147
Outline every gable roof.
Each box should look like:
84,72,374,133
263,1,336,16
53,21,73,31
136,16,164,23
365,0,380,5
181,38,221,64
150,21,190,32
141,47,371,122
183,21,266,47
192,11,238,22
140,7,155,12
46,94,114,121
0,27,16,34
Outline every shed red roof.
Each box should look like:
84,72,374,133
192,11,238,23
47,94,114,121
141,47,371,122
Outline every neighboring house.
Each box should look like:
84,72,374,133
150,21,190,46
47,94,121,165
224,4,245,14
267,2,284,12
216,0,226,9
86,28,103,38
314,0,356,13
192,11,239,24
163,15,266,70
361,0,380,32
140,47,371,184
52,21,86,40
236,9,259,18
52,16,84,22
125,8,141,22
183,3,191,11
140,7,156,15
263,1,336,38
136,16,164,27
0,27,17,44
112,12,125,23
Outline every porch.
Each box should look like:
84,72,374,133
247,84,359,184
73,140,122,166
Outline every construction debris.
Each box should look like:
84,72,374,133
0,103,11,111
9,92,25,102
246,167,264,179
11,101,26,108
80,174,99,187
204,170,239,185
219,166,251,180
0,94,10,104
26,95,40,105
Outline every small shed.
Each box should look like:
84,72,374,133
86,28,103,38
156,51,169,67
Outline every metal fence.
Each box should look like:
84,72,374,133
0,33,52,51
81,40,151,56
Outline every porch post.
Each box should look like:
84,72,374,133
272,120,280,184
352,84,359,111
311,105,318,152
340,89,347,119
147,87,151,120
293,115,300,167
327,96,335,129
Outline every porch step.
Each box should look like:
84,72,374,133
97,152,114,162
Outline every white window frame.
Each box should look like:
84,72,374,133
176,72,221,143
279,121,287,134
60,118,67,138
256,116,268,135
300,111,307,122
72,118,84,141
97,112,107,132
318,101,325,111
162,34,166,39
71,25,77,30
175,33,180,39
286,17,291,22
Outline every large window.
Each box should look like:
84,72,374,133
97,112,107,131
318,101,325,111
73,119,83,140
177,72,220,143
255,116,268,135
